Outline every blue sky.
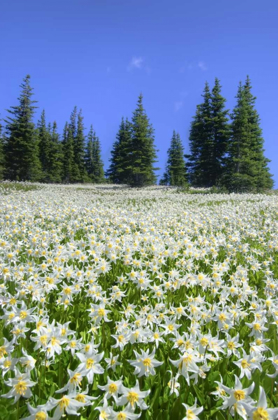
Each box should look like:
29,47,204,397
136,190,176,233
1,0,278,185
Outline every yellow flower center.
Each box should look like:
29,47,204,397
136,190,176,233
98,308,106,317
4,360,12,368
0,347,7,357
234,390,245,401
15,380,28,395
35,412,47,420
51,337,59,346
40,335,48,346
70,373,82,385
219,313,227,321
200,337,208,347
108,383,118,394
58,396,70,410
186,409,195,420
76,394,86,403
20,311,27,319
117,414,127,420
241,359,250,369
253,407,269,420
127,391,139,407
86,358,94,369
143,358,152,367
228,341,235,349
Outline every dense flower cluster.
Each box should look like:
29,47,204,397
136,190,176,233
0,184,278,419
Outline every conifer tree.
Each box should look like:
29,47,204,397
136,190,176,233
185,82,213,187
62,122,75,183
224,77,273,192
85,126,94,181
161,131,187,186
210,78,230,185
74,110,87,182
130,94,158,187
38,110,52,182
106,118,133,184
48,122,63,183
91,133,105,183
4,75,42,181
186,80,230,187
85,126,105,183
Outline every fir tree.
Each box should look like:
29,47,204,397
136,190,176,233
85,126,94,181
62,122,75,183
4,75,42,181
161,131,187,186
74,110,87,182
224,77,273,192
130,94,158,187
210,78,230,185
185,82,213,187
92,133,105,183
106,118,133,184
186,80,230,187
48,122,63,183
85,126,105,183
38,110,52,182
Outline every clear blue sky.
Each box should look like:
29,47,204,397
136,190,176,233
1,0,278,185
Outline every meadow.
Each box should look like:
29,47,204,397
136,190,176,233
0,183,278,420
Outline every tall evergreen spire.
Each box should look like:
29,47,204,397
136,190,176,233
38,109,52,181
161,131,187,186
186,82,213,187
223,77,273,192
4,75,42,181
130,94,158,187
106,117,133,184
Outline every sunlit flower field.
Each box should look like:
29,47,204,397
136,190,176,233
0,184,278,420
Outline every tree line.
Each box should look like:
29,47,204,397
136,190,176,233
0,75,273,191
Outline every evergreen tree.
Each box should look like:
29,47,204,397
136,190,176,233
185,82,213,187
130,94,158,187
69,106,78,139
48,122,63,183
161,131,187,186
106,118,133,184
38,110,52,181
224,77,273,192
92,133,105,183
74,110,87,182
210,78,230,184
0,121,5,180
85,126,105,183
62,122,75,183
4,75,42,181
85,126,94,181
186,80,230,187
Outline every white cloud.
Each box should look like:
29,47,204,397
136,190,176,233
127,56,144,71
174,101,184,112
198,61,207,71
178,61,207,73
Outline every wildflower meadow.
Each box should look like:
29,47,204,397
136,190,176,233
0,183,278,420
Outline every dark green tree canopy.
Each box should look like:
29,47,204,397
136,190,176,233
4,75,42,181
161,130,187,187
106,117,133,184
130,94,158,187
223,76,273,192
